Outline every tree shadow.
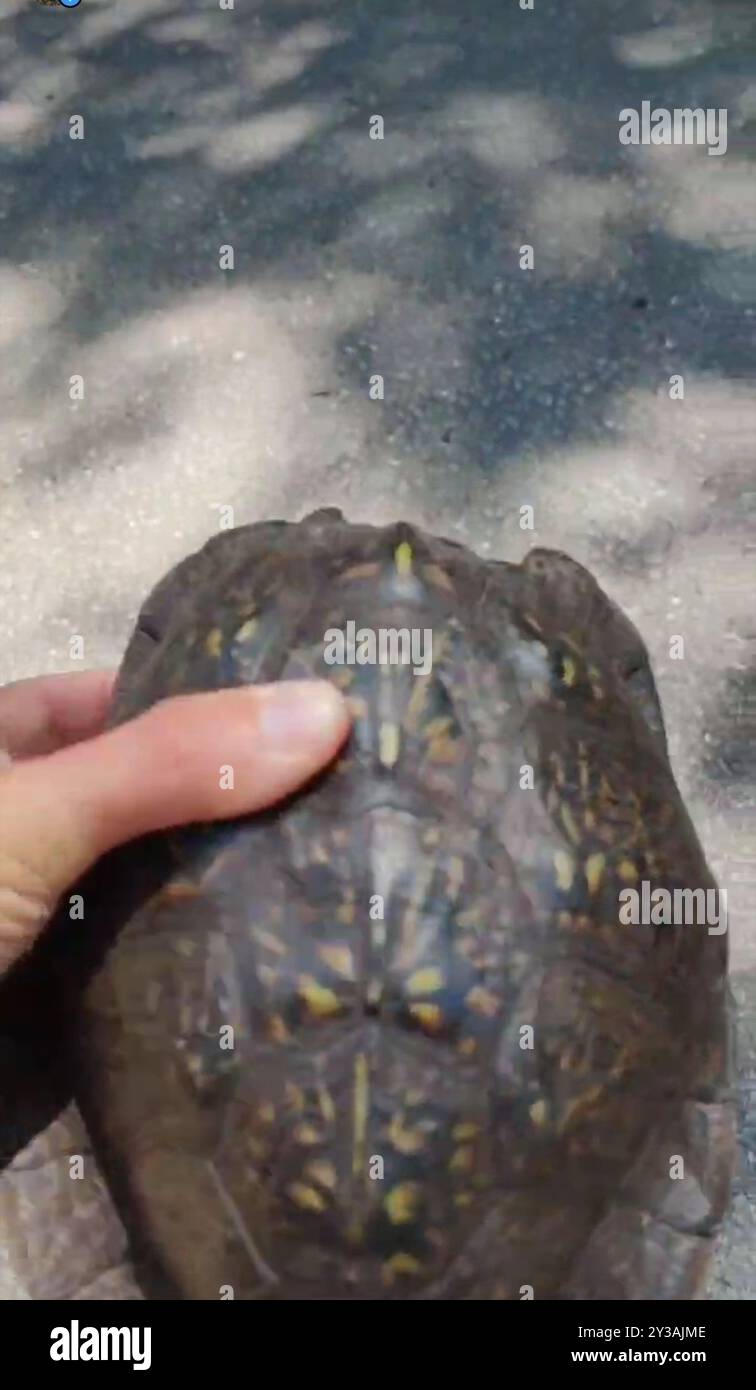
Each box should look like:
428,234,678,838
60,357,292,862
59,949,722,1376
1,0,754,490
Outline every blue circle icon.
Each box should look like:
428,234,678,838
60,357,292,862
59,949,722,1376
59,0,82,8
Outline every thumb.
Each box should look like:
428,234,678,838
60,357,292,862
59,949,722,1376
0,680,349,973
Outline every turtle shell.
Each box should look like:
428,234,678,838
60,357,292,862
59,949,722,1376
1,509,735,1299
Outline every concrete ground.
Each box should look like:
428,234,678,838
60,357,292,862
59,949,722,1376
0,0,754,1296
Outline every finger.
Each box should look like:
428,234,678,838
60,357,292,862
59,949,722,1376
0,680,350,973
0,671,117,759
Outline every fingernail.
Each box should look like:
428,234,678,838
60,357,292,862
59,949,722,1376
255,680,348,751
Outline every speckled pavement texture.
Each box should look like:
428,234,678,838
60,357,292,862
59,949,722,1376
0,0,754,1298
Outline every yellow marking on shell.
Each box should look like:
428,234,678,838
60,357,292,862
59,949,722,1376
394,541,413,575
336,899,355,926
382,1253,421,1285
550,752,565,786
407,967,444,995
560,802,581,844
384,1182,420,1225
205,627,223,658
427,732,459,764
346,695,369,721
454,1192,474,1208
452,1122,480,1141
285,1083,305,1112
318,944,355,980
306,1159,337,1190
456,905,483,928
465,986,499,1019
554,850,575,891
184,1053,204,1083
317,1085,336,1125
287,1183,326,1213
422,562,455,593
379,721,401,768
409,1003,444,1033
560,654,577,687
449,1146,475,1174
163,881,202,901
202,854,245,892
424,716,454,740
599,774,617,802
293,1123,322,1145
250,927,287,955
588,665,605,699
458,1037,477,1058
558,1047,578,1073
560,1084,605,1133
529,1099,549,1127
257,1102,275,1125
388,1113,426,1156
585,852,605,896
618,859,638,884
341,561,381,581
352,1053,369,1179
234,616,258,643
430,629,449,663
447,855,465,896
298,976,342,1019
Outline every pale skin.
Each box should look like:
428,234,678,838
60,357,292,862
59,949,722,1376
0,671,351,978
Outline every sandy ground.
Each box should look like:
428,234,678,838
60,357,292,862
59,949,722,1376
0,0,754,1297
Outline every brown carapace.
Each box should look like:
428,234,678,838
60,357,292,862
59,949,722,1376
1,510,735,1299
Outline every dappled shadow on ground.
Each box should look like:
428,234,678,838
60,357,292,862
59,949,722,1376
1,0,755,488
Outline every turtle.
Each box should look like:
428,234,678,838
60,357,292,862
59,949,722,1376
0,507,735,1300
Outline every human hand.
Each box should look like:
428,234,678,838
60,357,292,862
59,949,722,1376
0,671,349,977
